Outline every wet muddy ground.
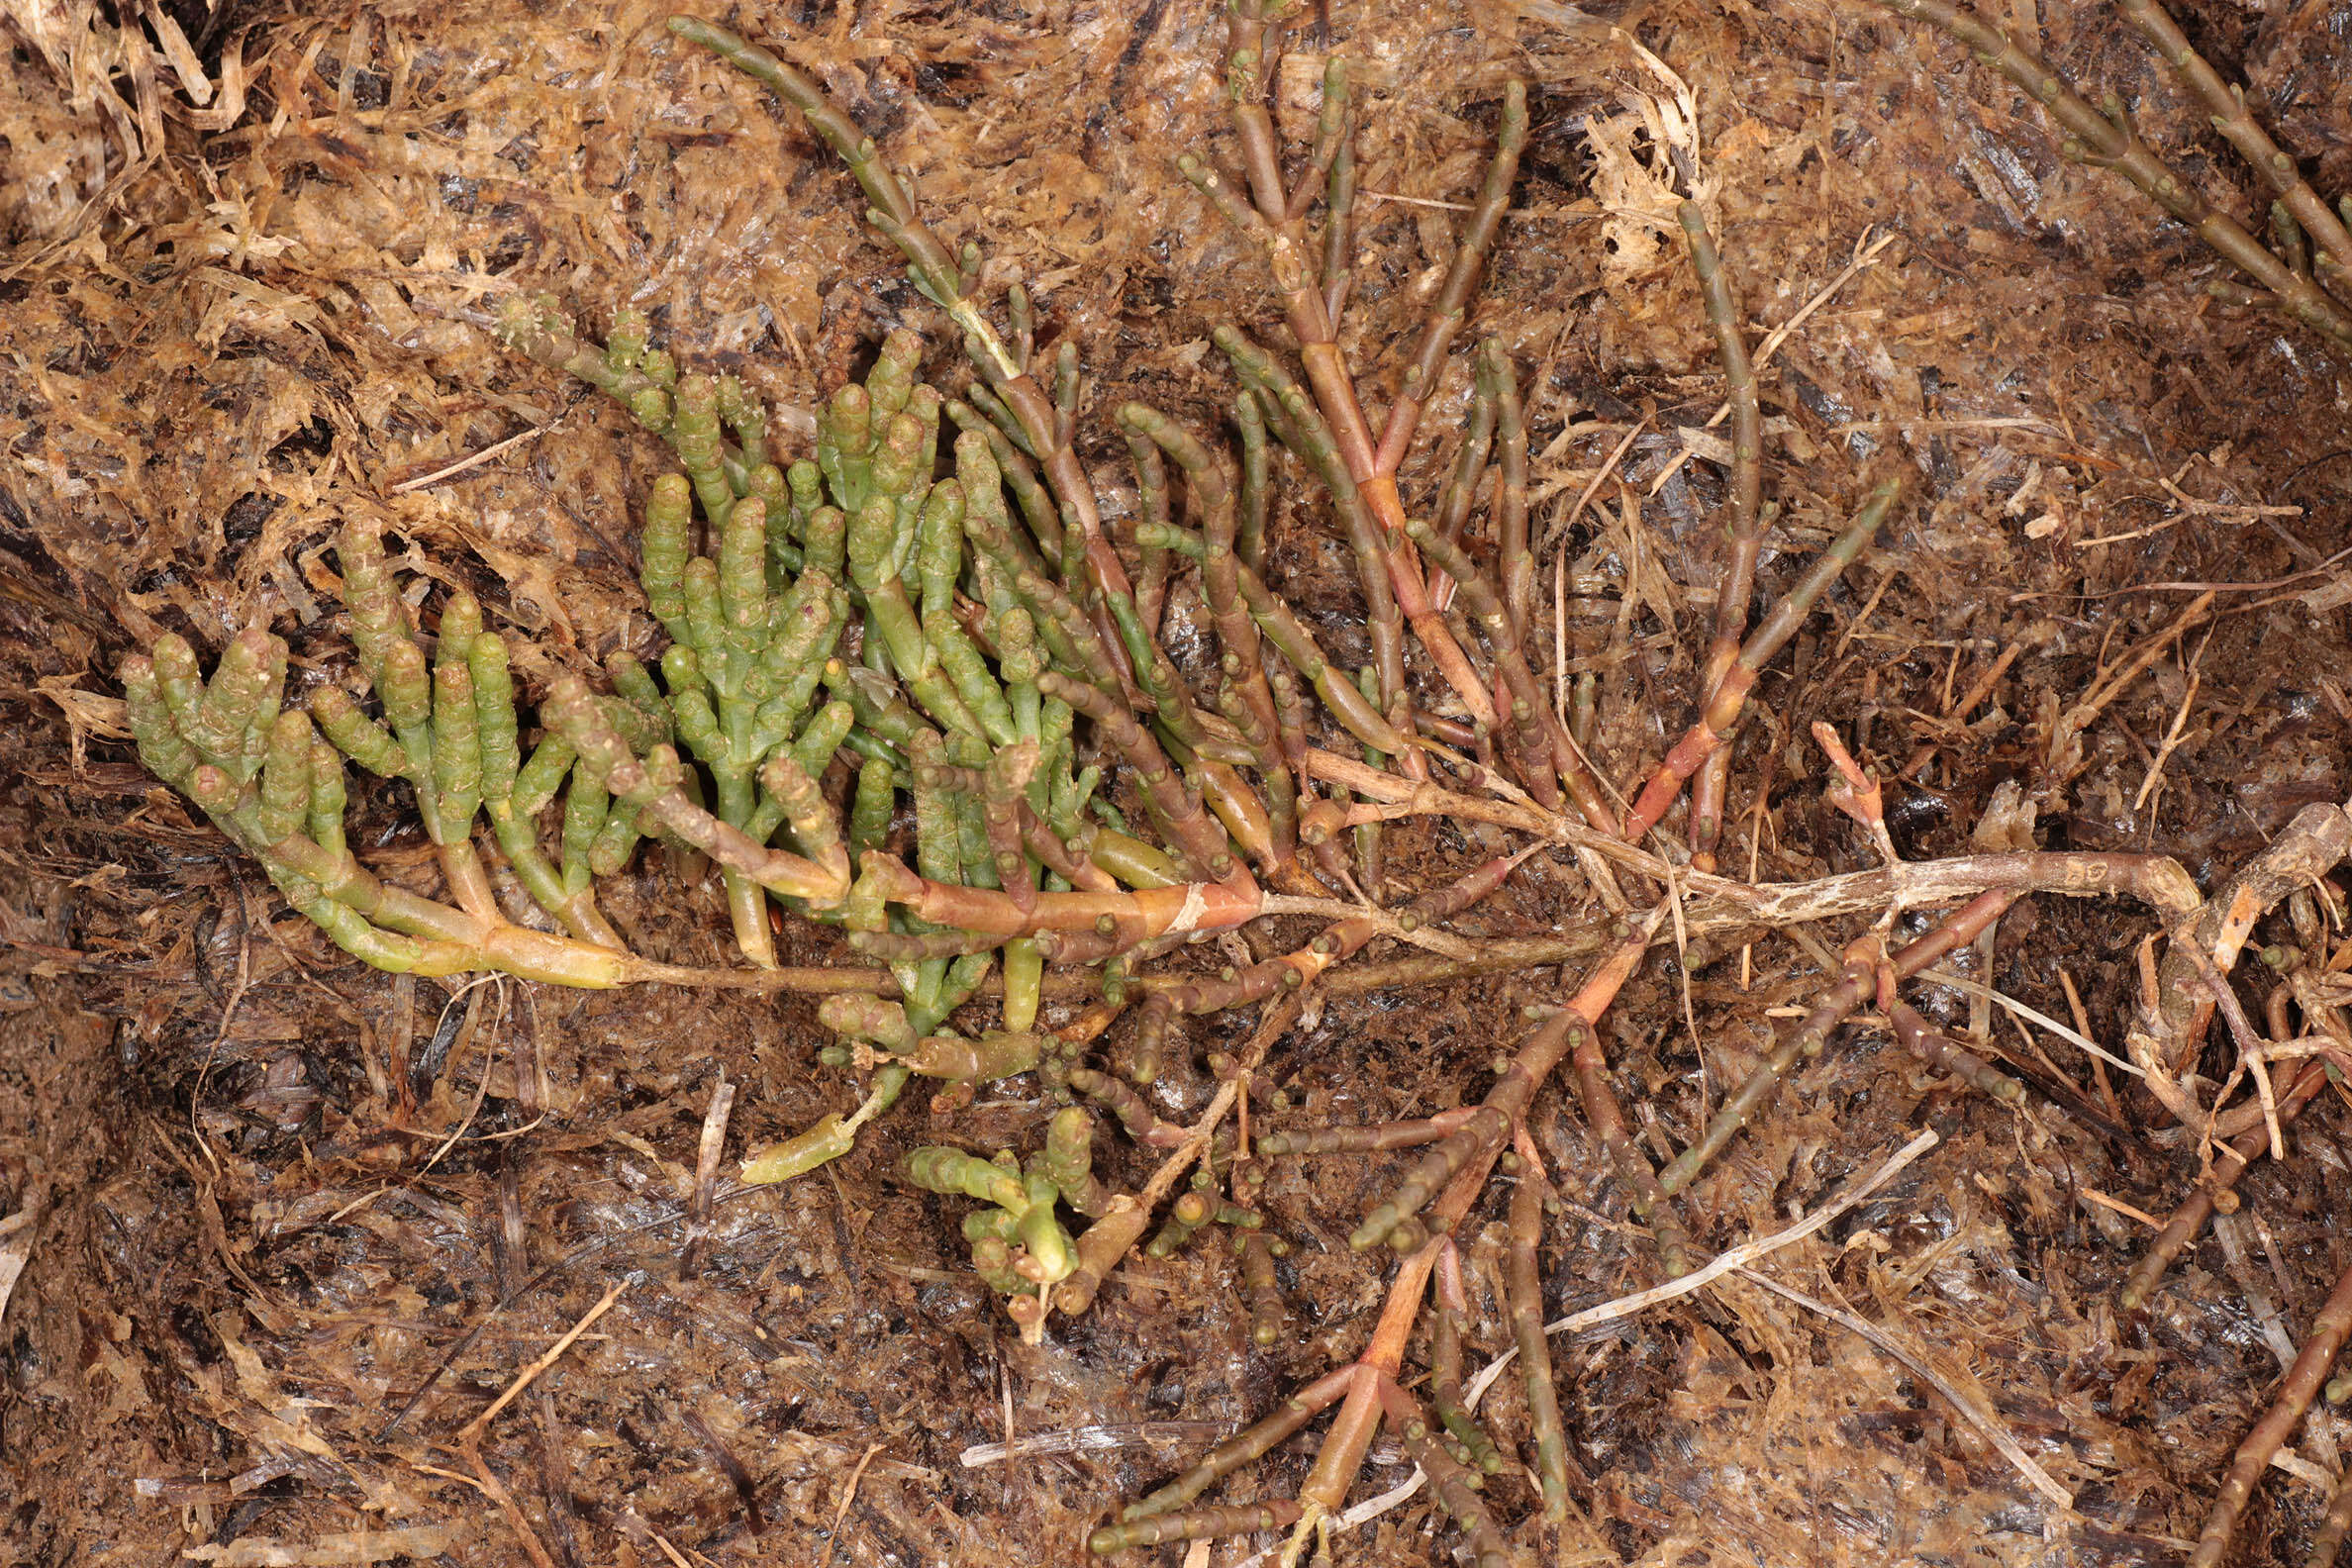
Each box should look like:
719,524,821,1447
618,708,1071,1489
3,0,2350,1564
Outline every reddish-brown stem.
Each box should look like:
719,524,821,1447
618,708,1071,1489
1036,670,1250,889
1165,849,1533,1024
1508,1173,1570,1521
1288,1197,1458,1536
1885,993,2023,1104
1372,81,1528,475
1371,1374,1514,1568
1570,1024,1698,1276
2118,1057,2328,1312
1658,889,2012,1197
857,851,1259,940
1488,343,1531,637
1679,199,1766,870
1118,1364,1357,1525
1623,478,1897,840
1192,47,1509,735
2193,1257,2352,1568
1259,1108,1478,1156
1405,517,1560,812
1175,931,1652,1561
1352,921,1657,1249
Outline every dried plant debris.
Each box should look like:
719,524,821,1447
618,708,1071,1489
6,0,2352,1565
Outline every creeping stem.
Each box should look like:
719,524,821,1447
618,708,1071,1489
1677,199,1765,872
1857,0,2352,345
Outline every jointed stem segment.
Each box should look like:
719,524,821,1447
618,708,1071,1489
1658,890,2010,1199
2192,1259,2352,1568
131,17,2094,1563
1507,1172,1570,1522
1374,1374,1514,1568
1622,479,1899,842
1430,1243,1505,1474
1858,0,2352,345
1677,199,1766,871
1190,2,1523,741
2118,1056,2328,1313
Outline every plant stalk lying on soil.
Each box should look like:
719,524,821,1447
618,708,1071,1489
111,2,2352,1560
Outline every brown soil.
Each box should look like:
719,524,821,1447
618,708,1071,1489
3,1,2349,1565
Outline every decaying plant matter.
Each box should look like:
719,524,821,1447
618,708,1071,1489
1856,3,2352,1562
108,0,2352,1561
